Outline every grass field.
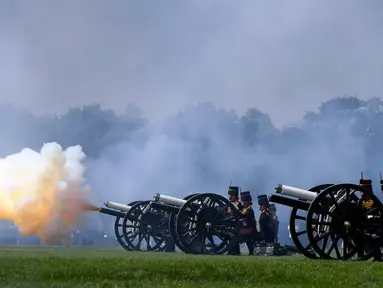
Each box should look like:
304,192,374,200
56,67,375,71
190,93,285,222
0,246,382,288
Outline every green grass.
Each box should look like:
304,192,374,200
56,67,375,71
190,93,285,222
0,246,382,288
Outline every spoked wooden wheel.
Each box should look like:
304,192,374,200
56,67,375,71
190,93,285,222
168,194,200,254
114,201,140,251
306,184,383,260
175,193,240,255
289,184,334,259
122,200,170,252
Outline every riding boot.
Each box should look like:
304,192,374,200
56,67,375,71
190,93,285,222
228,241,240,255
373,243,382,262
246,240,254,255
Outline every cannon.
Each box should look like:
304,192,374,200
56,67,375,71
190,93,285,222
98,200,170,252
127,192,242,254
269,183,383,260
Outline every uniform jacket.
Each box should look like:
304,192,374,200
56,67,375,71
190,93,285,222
227,200,243,214
257,210,275,242
240,205,256,230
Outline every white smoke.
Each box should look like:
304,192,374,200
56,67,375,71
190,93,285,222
0,142,91,244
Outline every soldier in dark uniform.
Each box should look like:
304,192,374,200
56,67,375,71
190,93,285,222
356,178,382,261
257,195,275,243
226,186,243,255
239,191,256,255
269,204,279,243
227,186,243,212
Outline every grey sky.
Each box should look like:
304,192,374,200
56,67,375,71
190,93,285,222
0,0,382,127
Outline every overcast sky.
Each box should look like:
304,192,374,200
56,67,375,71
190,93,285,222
0,0,382,127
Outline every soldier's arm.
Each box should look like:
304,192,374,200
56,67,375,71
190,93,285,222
259,213,268,231
243,208,254,218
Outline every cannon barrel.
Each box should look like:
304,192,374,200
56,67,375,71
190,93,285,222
275,184,317,201
269,194,310,211
99,207,125,218
153,193,187,207
104,201,132,212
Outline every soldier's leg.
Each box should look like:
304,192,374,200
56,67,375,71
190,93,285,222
372,239,382,261
354,232,364,259
243,234,254,255
233,240,241,255
227,237,240,255
245,239,254,255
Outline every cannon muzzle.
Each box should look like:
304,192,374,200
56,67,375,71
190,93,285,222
104,201,132,212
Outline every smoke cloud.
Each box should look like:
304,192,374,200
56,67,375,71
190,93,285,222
0,142,91,244
85,100,380,240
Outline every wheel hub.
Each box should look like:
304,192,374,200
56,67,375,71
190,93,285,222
139,213,161,234
343,221,351,230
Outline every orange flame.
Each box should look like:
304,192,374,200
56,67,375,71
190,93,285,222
81,203,101,212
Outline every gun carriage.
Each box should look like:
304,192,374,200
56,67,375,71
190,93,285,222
269,183,383,260
98,200,170,252
127,192,242,254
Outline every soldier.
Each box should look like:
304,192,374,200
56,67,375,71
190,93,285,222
227,186,243,212
239,191,256,255
257,195,275,243
269,204,279,242
356,178,382,261
227,186,243,255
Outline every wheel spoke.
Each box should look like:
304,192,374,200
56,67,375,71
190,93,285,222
343,237,348,259
200,235,207,253
187,232,201,245
310,220,332,226
146,234,151,250
313,230,332,243
321,233,329,250
325,234,341,256
136,233,143,245
360,206,379,218
180,228,197,237
345,188,349,203
296,230,307,236
330,234,341,258
329,192,340,210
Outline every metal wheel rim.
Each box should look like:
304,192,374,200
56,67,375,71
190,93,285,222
169,194,200,253
122,200,169,252
289,184,334,259
175,193,240,255
113,201,140,251
306,183,381,260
